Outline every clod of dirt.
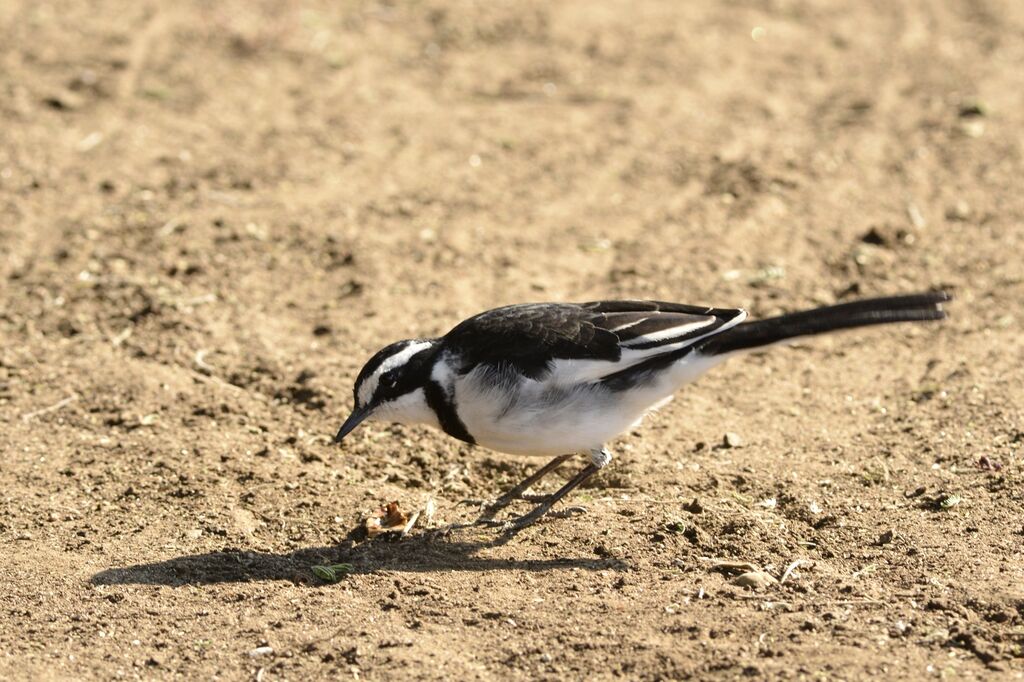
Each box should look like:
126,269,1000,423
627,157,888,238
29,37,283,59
683,525,711,547
946,200,972,222
876,529,896,545
861,226,889,246
722,432,743,448
860,223,912,248
43,89,85,110
732,571,778,590
682,497,704,514
976,455,1002,472
957,102,987,118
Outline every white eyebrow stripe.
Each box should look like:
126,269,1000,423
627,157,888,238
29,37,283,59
357,340,434,406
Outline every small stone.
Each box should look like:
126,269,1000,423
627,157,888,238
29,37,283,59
723,432,743,448
682,525,710,546
904,485,927,499
958,119,985,138
958,102,986,118
249,646,274,657
945,200,971,222
683,497,704,514
43,90,84,110
732,571,777,590
876,529,896,545
861,226,889,246
906,203,926,230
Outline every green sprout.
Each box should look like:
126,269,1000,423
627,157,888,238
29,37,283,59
311,563,353,583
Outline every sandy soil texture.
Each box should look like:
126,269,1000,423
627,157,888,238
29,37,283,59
2,1,1023,679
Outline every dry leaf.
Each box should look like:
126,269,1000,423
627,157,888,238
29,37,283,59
365,501,410,538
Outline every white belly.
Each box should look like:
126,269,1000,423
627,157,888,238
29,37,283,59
454,352,725,456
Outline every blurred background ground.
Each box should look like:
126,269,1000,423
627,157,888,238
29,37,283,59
1,0,1023,679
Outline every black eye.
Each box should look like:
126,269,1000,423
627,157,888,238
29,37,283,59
381,374,397,388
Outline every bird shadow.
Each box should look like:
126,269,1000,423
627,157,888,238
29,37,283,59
89,526,626,588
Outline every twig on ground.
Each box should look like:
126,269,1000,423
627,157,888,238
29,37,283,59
110,327,133,347
21,395,78,421
119,11,168,98
780,559,809,584
189,369,267,402
194,349,214,373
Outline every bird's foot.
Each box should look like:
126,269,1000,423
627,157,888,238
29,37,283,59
547,505,588,519
456,497,495,512
460,489,550,521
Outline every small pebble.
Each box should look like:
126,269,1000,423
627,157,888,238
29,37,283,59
43,90,84,110
958,119,985,138
249,646,274,657
732,571,777,590
945,200,971,222
723,432,743,448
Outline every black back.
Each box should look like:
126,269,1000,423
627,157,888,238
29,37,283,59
442,300,742,380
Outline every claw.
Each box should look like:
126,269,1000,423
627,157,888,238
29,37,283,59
458,453,602,533
548,505,587,519
456,497,493,510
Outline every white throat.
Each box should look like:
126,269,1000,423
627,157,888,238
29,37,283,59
371,387,439,429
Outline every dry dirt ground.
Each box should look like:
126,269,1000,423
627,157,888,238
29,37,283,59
2,1,1023,680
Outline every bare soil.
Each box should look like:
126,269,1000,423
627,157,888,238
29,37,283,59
2,1,1023,679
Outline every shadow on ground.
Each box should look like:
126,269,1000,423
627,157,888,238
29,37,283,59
90,528,626,587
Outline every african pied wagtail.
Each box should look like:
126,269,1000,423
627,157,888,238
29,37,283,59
335,292,949,530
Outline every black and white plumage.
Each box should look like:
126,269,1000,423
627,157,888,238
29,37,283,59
335,292,950,529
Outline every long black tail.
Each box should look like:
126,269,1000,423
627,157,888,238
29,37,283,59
702,291,950,356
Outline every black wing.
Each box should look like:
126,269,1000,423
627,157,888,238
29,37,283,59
441,300,744,380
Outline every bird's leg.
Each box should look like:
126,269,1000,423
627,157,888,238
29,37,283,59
475,453,576,520
506,447,612,531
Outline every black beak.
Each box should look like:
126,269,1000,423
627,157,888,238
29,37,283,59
334,405,372,443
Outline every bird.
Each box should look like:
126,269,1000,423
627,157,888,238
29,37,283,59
334,291,949,530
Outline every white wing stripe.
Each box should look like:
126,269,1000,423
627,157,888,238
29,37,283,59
546,310,747,385
609,317,651,333
619,320,715,347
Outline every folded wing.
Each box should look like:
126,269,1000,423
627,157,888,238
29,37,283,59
443,300,746,382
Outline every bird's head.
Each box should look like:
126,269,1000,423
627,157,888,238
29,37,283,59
334,338,439,443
